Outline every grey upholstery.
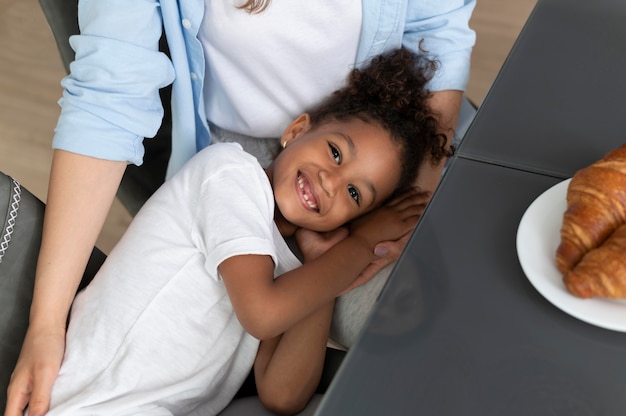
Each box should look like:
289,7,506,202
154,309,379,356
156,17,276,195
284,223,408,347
38,0,77,74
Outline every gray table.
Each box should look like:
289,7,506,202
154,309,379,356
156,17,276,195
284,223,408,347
315,0,626,414
317,159,626,415
457,0,626,178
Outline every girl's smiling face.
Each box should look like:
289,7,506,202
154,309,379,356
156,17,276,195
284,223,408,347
267,114,403,235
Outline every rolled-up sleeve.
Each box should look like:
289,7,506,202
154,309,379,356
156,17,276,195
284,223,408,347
53,0,176,165
403,0,476,92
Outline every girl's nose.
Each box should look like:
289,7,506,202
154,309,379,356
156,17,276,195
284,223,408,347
319,169,341,198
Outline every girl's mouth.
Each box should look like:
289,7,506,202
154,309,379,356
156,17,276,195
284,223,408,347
297,172,319,212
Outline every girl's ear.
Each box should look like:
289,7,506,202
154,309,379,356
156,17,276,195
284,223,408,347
280,113,311,147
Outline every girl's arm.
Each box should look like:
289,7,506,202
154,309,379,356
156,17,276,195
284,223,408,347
221,192,419,414
218,188,422,341
5,150,126,416
253,227,349,414
254,301,334,415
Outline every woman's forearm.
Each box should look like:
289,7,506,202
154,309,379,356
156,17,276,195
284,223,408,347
430,89,463,148
29,150,126,329
415,89,463,194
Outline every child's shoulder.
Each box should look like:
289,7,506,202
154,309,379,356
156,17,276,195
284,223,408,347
166,142,265,190
198,141,245,159
186,142,259,173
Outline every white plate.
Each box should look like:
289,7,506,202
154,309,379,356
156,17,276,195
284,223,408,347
516,178,626,332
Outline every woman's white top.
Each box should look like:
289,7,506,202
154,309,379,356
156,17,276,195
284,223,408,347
199,0,362,138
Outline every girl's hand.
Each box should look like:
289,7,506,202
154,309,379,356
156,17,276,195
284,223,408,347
293,188,431,295
295,227,350,263
340,188,431,294
350,188,429,248
5,325,66,416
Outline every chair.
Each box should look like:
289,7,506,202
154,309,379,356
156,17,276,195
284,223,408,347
38,0,77,74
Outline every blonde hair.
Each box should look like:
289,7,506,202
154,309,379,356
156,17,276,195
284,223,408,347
237,0,271,14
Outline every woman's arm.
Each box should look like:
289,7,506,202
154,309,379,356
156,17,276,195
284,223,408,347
415,89,463,193
5,150,126,416
404,0,476,93
54,0,173,165
33,151,126,331
403,0,475,192
6,0,174,412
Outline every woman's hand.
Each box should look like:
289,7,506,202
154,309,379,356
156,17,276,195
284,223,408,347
5,151,127,416
338,230,411,295
5,325,66,416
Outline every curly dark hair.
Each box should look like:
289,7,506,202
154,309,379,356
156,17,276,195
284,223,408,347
307,48,449,197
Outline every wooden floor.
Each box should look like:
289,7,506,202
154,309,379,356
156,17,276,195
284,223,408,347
0,0,538,254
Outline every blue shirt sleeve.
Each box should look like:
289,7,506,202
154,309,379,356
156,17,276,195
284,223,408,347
403,0,476,92
52,0,176,165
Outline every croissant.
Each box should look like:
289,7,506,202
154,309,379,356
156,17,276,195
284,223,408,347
555,144,626,275
563,223,626,298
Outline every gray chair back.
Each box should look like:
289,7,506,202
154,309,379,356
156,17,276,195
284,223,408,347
39,0,79,73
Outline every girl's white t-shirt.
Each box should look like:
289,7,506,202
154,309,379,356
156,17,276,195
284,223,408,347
199,0,362,138
47,144,301,416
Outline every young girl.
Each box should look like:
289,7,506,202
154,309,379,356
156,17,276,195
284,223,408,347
41,48,448,416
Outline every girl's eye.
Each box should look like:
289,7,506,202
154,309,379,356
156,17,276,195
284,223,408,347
348,185,360,205
329,143,341,163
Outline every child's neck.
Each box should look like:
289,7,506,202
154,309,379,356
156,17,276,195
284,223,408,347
274,211,297,237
